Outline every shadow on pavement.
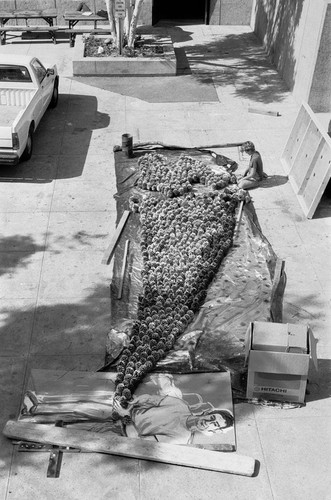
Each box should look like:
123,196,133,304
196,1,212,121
259,175,288,188
164,26,296,104
306,358,331,403
0,94,110,183
313,180,331,219
71,75,218,103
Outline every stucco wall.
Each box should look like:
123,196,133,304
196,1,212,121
251,0,331,110
219,0,253,25
139,0,152,26
308,4,331,111
209,0,253,24
209,0,221,24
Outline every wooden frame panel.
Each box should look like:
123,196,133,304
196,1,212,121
281,103,331,218
282,105,311,173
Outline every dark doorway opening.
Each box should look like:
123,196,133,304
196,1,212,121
153,0,209,25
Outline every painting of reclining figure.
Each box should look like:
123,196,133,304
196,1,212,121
20,370,236,451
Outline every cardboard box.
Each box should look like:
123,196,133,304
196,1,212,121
252,321,308,354
245,322,317,403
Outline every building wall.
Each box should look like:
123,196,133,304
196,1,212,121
219,0,253,25
140,0,152,26
308,3,331,112
0,0,252,26
209,0,221,24
251,0,331,111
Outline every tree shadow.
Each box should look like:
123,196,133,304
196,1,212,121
0,236,45,277
75,24,299,105
153,17,304,104
72,75,218,103
0,94,110,183
254,0,304,91
171,29,292,104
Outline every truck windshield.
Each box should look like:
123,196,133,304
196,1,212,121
0,65,32,82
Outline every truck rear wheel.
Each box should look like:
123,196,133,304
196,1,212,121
49,77,59,109
21,126,34,162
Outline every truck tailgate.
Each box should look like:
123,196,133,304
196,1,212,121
0,104,25,148
0,125,13,148
0,104,24,127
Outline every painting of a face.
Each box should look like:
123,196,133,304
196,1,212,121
195,413,227,433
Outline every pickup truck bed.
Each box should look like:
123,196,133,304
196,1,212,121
0,87,35,106
0,104,25,126
0,55,58,165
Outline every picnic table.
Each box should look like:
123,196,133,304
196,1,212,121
64,12,110,47
0,10,58,45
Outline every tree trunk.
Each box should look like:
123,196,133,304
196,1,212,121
105,0,117,40
127,0,144,48
124,0,134,37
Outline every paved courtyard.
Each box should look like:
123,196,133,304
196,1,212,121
0,24,330,500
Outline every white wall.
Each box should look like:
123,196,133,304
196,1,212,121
251,0,331,110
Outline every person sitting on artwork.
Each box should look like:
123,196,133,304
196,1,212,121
112,394,234,444
238,141,267,190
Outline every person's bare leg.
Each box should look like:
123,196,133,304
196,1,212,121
238,178,259,190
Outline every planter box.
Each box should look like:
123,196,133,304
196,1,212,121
72,32,177,76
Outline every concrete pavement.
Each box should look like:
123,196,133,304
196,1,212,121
0,25,331,500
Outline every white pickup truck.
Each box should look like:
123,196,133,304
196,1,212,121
0,54,59,166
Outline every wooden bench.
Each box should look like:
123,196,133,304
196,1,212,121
64,12,109,46
0,10,58,45
0,26,59,45
64,27,112,42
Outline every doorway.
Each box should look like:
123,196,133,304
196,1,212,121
152,0,209,25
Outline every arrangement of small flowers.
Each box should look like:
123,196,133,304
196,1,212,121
113,153,246,409
136,153,237,197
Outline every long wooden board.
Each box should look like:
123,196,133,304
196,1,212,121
101,210,130,265
3,420,256,477
131,141,244,150
117,239,130,299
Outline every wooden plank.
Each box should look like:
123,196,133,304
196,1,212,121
101,210,130,265
3,420,256,477
132,141,244,150
63,28,112,34
270,258,286,323
289,121,323,192
297,138,324,195
0,26,59,31
233,200,244,239
282,103,331,218
301,141,331,218
282,105,311,172
117,239,130,299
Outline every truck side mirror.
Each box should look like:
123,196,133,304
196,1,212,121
46,68,55,76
